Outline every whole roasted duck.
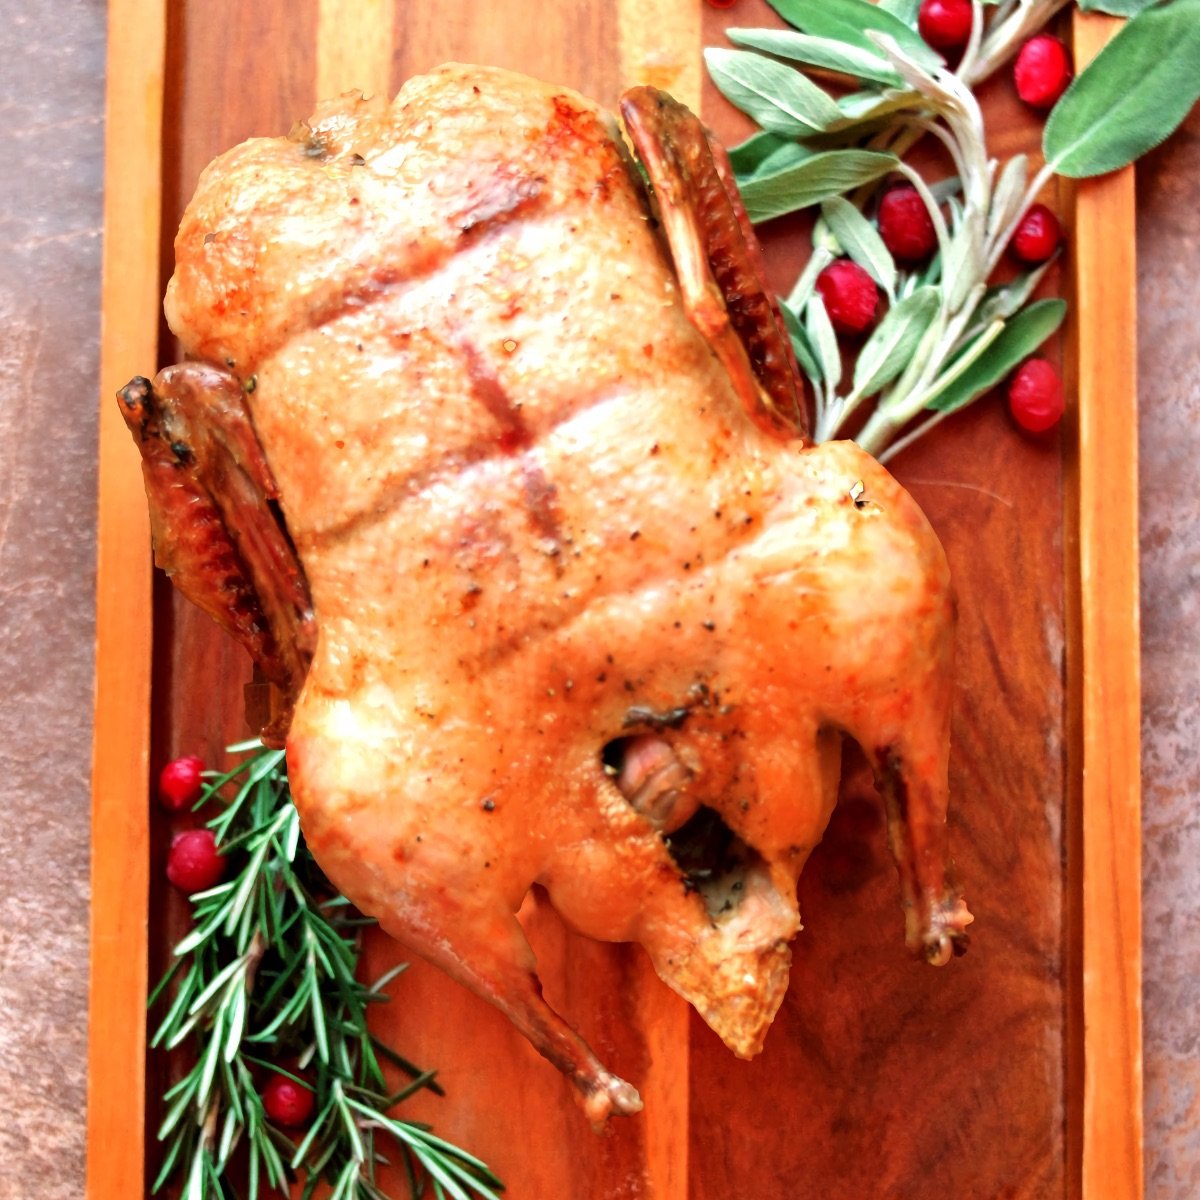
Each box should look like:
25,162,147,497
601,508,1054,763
121,65,972,1122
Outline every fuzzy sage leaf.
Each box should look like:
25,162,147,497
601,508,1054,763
853,286,941,400
806,292,843,395
1078,0,1164,13
821,196,897,298
928,299,1067,413
727,28,903,86
737,150,898,223
767,0,944,71
728,130,797,176
781,299,825,384
705,48,842,136
1044,0,1200,178
985,153,1028,248
971,258,1058,332
877,0,921,22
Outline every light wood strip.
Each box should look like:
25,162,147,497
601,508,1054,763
617,0,701,108
86,1,166,1196
316,0,396,100
1070,13,1144,1200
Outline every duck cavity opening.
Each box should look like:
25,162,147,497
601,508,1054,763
603,735,764,920
663,805,764,921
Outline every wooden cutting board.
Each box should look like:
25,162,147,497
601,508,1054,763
89,2,1141,1197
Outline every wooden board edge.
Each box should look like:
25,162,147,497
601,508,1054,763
86,2,166,1197
1066,12,1144,1200
90,7,1145,1196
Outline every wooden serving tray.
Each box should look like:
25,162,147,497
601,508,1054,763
89,2,1142,1197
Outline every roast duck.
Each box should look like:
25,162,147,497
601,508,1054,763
121,65,972,1122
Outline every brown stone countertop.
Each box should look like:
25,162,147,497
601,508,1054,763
0,5,1195,1198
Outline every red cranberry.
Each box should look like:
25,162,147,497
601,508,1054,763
166,829,226,894
705,0,738,7
918,0,974,52
1014,35,1072,109
262,1073,316,1128
815,260,879,335
877,185,937,263
1010,203,1061,264
1007,358,1064,433
158,755,205,811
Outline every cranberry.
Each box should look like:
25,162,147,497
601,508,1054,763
1007,358,1064,433
1014,35,1072,109
158,755,205,811
705,0,738,7
166,829,226,894
815,259,879,335
877,185,937,263
262,1073,316,1128
918,0,974,52
1010,203,1061,265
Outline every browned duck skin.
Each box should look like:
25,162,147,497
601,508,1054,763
620,85,804,440
117,365,314,742
122,65,972,1123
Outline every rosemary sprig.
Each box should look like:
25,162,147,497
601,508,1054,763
150,742,504,1200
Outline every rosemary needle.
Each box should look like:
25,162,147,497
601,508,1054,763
149,743,503,1200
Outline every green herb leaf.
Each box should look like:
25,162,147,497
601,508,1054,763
821,196,897,298
727,27,903,86
985,153,1028,248
705,48,842,136
806,292,842,394
928,299,1066,413
767,0,943,71
835,89,922,124
876,0,921,24
969,257,1058,337
735,141,814,186
779,297,817,379
852,286,940,398
1044,0,1200,178
1078,0,1164,13
942,207,985,312
148,745,500,1200
738,150,898,222
728,130,791,175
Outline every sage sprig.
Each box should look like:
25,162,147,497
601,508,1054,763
709,0,1200,458
1045,0,1200,177
150,743,503,1200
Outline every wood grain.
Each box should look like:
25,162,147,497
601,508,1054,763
316,0,394,101
689,6,1072,1196
89,2,1143,1197
1069,14,1144,1200
86,1,165,1197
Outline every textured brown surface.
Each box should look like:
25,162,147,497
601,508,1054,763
0,3,106,1199
1137,104,1200,1200
0,2,1196,1198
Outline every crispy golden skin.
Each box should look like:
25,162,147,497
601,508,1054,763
135,65,971,1122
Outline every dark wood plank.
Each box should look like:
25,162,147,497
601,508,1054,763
686,5,1070,1198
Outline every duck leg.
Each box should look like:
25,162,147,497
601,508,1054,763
377,905,644,1125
